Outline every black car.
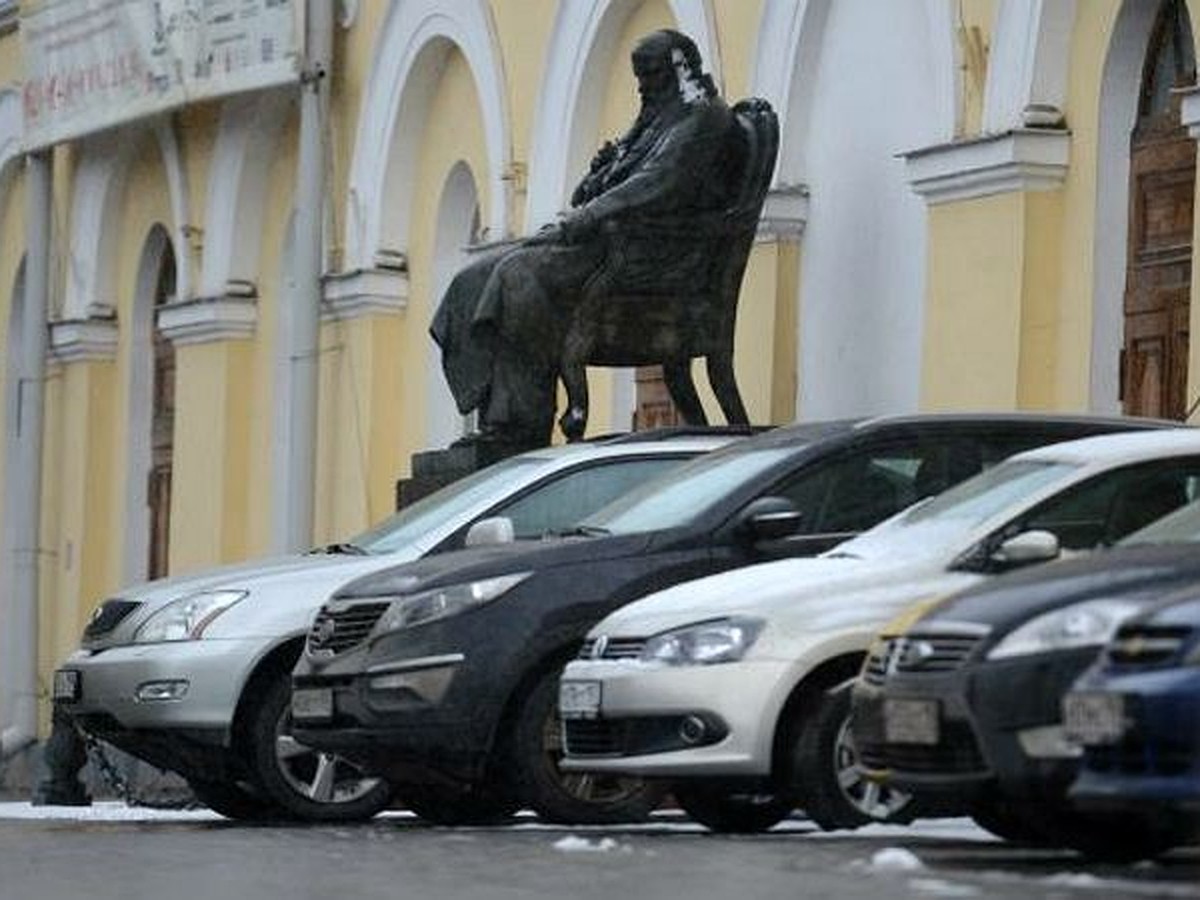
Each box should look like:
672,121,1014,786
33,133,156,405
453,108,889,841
292,413,1169,826
852,498,1200,859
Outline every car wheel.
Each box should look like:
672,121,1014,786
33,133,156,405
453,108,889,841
510,665,662,824
401,783,519,826
794,681,913,831
187,778,279,821
672,782,795,833
248,672,394,822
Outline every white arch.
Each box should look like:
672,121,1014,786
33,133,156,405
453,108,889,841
526,0,721,228
201,90,293,297
983,0,1079,132
428,161,479,448
63,122,188,318
0,88,20,196
344,0,510,270
1090,1,1163,413
753,0,957,187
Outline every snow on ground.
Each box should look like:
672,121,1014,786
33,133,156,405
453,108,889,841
0,800,221,822
552,836,630,853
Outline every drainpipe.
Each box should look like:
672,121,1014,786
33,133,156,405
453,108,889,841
281,0,332,552
1,151,50,758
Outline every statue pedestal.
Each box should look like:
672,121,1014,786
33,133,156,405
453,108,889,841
394,437,536,509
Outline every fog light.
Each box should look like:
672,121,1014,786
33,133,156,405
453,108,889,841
679,715,708,745
1017,723,1081,759
135,680,189,702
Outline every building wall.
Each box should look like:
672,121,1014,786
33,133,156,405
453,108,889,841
2,0,1199,742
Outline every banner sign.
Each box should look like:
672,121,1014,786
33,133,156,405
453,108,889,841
21,0,304,149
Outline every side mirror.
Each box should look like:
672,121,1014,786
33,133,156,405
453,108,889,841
465,516,515,547
991,529,1060,567
736,497,803,542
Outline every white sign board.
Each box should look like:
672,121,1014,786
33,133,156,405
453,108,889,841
22,0,304,149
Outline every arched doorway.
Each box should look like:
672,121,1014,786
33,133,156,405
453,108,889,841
147,241,177,579
1123,0,1197,419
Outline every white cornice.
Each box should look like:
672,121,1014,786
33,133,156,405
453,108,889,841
1178,85,1200,139
757,183,810,242
321,267,408,322
49,316,119,363
157,296,257,345
903,128,1071,206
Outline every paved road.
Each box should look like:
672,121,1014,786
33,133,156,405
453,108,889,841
1,806,1196,900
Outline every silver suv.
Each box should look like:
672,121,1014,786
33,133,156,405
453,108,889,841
55,431,739,821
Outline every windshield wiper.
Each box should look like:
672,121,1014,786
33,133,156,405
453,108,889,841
822,550,862,560
308,542,368,556
550,524,611,538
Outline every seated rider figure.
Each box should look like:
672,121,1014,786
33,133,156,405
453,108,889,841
430,29,738,452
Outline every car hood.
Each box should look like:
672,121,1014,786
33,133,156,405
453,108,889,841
334,532,656,600
922,542,1200,638
91,551,422,646
590,553,964,639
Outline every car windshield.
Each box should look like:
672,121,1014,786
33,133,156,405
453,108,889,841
832,460,1079,560
1120,497,1200,546
346,456,544,554
581,447,797,535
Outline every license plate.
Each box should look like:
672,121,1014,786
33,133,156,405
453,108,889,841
291,687,334,722
1062,692,1125,745
559,680,602,720
883,697,939,745
53,669,81,703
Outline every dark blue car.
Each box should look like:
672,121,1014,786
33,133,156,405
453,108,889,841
1064,591,1200,856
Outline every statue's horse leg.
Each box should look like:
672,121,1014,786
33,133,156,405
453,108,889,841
663,358,708,426
706,351,749,425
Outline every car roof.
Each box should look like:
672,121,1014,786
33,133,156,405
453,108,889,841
729,411,1180,452
512,427,753,463
1013,428,1200,466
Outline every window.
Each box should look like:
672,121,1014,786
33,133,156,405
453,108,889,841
495,457,685,539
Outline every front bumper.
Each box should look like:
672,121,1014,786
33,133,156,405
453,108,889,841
55,638,271,781
1070,666,1200,812
852,646,1099,801
556,657,792,777
292,644,507,783
57,637,268,733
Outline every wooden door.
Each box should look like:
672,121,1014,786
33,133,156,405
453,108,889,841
148,247,176,579
1123,0,1197,420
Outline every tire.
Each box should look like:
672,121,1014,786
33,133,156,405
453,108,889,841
247,671,394,822
187,778,279,821
1035,807,1183,862
509,665,662,824
401,782,519,826
673,782,795,833
793,681,914,831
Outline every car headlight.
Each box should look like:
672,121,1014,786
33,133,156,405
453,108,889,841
371,572,531,635
987,599,1143,660
133,590,247,642
639,617,764,666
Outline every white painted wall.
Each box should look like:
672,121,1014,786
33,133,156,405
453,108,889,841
795,0,947,419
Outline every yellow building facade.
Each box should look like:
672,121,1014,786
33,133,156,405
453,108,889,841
2,0,1200,759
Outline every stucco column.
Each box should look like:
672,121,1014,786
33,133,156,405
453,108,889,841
904,129,1070,410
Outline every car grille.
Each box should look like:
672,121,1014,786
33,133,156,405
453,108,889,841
307,601,390,654
1105,624,1192,668
563,716,720,757
857,721,988,775
1083,736,1195,777
577,636,647,660
861,634,984,686
83,599,141,639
